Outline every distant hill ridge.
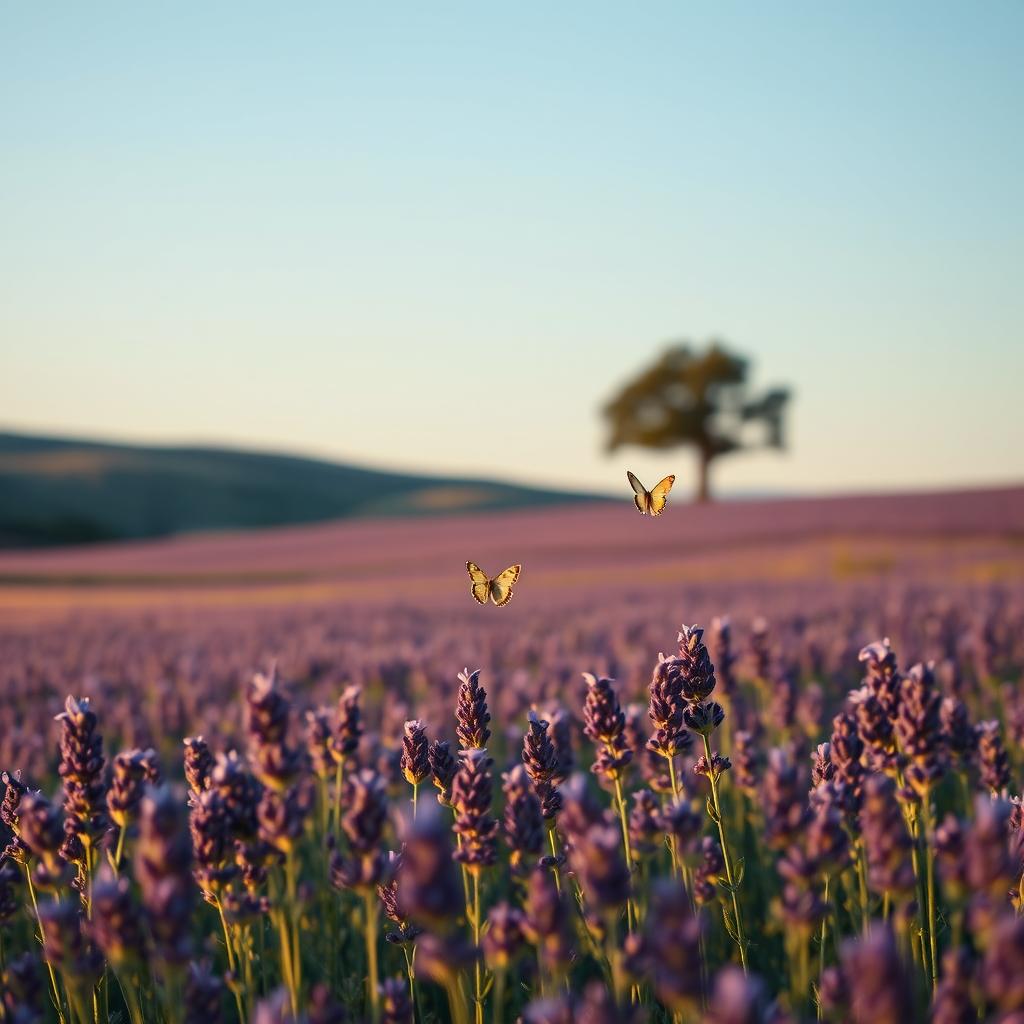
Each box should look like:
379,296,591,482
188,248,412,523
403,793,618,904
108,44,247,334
0,431,603,548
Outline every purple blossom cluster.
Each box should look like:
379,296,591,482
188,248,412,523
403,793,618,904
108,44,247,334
0,585,1021,1022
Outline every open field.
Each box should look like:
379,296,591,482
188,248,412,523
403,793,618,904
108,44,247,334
1,484,1021,614
1,485,1023,1022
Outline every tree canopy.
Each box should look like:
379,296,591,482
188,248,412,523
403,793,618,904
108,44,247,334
603,342,790,502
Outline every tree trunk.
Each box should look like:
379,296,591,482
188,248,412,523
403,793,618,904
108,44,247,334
696,450,712,503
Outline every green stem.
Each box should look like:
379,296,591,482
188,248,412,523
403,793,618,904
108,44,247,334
666,757,682,879
472,872,483,1024
413,780,419,819
114,971,144,1024
547,826,563,895
612,775,636,933
701,733,748,973
855,839,870,934
364,889,381,1023
492,967,506,1024
113,828,126,876
274,906,297,1016
333,761,345,840
24,864,66,1024
817,874,830,1019
286,850,301,1000
402,943,420,1022
922,790,939,994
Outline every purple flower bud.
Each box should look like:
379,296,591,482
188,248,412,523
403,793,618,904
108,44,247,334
379,975,413,1024
400,720,430,787
582,674,632,780
481,901,525,969
183,736,214,799
839,925,915,1023
502,764,544,873
455,669,491,751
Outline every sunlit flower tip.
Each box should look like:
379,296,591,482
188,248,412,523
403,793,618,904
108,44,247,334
400,719,430,786
183,736,214,798
456,668,491,750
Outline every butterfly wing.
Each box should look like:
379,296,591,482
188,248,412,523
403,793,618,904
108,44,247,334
466,562,491,605
626,470,650,514
488,564,521,606
647,475,676,516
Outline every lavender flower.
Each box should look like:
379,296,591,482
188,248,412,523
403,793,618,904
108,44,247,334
246,669,305,791
981,915,1024,1017
1,952,45,1023
860,775,915,900
829,711,865,814
38,899,102,995
543,706,575,784
582,674,632,779
55,696,107,876
647,656,692,759
763,747,811,850
452,748,498,871
568,822,630,912
305,708,335,782
733,730,762,797
930,948,975,1024
456,668,491,750
395,802,462,929
17,791,72,891
380,975,414,1024
183,736,214,799
895,662,946,794
481,901,525,969
331,684,364,764
710,615,738,698
940,698,976,768
629,878,703,1012
839,925,915,1023
522,865,572,978
628,789,662,862
858,638,902,720
331,768,387,889
423,740,455,808
705,965,771,1024
135,786,194,965
107,748,156,838
502,764,544,872
184,961,225,1023
89,873,143,968
976,720,1011,795
400,719,430,788
522,710,563,819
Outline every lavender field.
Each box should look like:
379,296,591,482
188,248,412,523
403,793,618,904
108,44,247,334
1,488,1023,1023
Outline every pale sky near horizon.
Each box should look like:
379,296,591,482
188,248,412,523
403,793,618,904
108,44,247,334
2,2,1022,497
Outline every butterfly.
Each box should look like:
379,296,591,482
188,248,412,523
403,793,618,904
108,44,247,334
626,470,676,516
466,561,521,606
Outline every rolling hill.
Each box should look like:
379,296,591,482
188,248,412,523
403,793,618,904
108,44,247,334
0,431,604,547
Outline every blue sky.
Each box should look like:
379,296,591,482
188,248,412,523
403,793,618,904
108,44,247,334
2,2,1022,496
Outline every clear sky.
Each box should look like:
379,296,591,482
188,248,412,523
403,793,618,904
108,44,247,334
2,2,1022,497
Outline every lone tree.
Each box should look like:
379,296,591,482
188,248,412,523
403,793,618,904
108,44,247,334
603,341,790,503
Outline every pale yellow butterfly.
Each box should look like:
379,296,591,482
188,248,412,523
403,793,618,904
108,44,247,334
626,470,676,516
466,561,521,606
